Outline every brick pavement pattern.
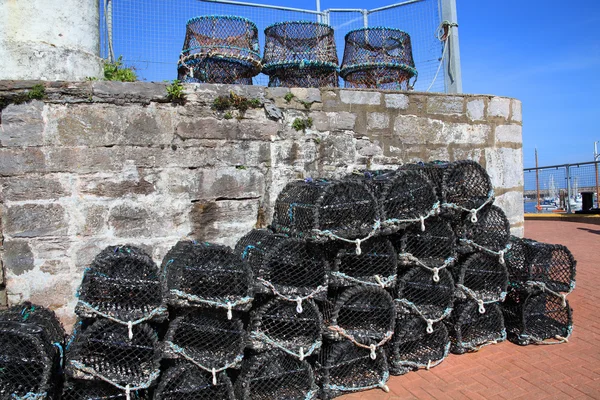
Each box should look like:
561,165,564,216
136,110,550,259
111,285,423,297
340,220,600,399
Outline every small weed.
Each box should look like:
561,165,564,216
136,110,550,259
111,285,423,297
224,112,233,120
212,92,262,113
299,100,312,110
284,92,295,102
27,84,46,100
103,56,137,82
236,165,247,170
292,117,313,132
166,80,185,103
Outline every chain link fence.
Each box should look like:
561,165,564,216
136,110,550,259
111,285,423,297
99,0,447,92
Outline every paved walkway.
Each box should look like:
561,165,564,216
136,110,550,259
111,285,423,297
341,220,600,399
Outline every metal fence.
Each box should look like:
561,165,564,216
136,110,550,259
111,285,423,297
523,161,600,213
99,0,454,92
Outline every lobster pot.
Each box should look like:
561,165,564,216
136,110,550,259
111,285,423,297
62,380,150,400
76,245,167,324
163,241,254,314
389,315,450,375
505,237,576,293
163,310,246,371
340,27,416,90
234,350,318,400
323,286,396,348
397,217,457,271
235,230,328,300
330,237,397,288
263,21,339,88
177,16,261,84
154,363,235,400
502,289,572,345
0,304,65,400
249,298,322,359
456,205,511,253
315,340,389,399
446,300,505,354
272,179,380,241
454,252,508,304
66,320,161,389
396,267,455,324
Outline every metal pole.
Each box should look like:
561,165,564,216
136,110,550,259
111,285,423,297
105,0,115,62
363,9,368,28
440,0,462,93
535,149,540,213
316,0,321,23
595,141,599,208
565,164,572,213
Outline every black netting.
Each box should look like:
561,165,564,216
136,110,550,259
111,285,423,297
177,16,261,84
66,320,161,389
446,300,505,354
323,286,396,349
272,179,380,241
340,28,416,90
76,245,167,324
395,267,455,324
163,241,253,315
163,309,246,372
456,204,511,253
154,363,235,400
62,379,150,400
389,315,450,375
502,289,572,345
234,350,318,400
315,340,389,399
0,304,64,400
397,217,457,271
249,298,322,359
235,230,328,301
454,252,508,304
330,237,397,288
263,21,339,89
505,237,576,293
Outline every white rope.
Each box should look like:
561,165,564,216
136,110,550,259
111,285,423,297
458,240,510,265
327,325,394,357
69,360,160,392
330,271,397,288
426,20,458,92
312,220,381,255
441,193,495,221
533,335,569,345
455,284,504,310
76,301,167,337
395,299,452,334
250,331,321,360
383,202,442,229
257,278,327,312
525,281,571,307
170,290,253,315
398,254,455,283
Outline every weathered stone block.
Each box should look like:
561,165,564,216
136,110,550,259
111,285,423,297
0,100,44,146
340,90,381,105
442,123,490,145
290,88,321,104
466,99,485,121
108,203,153,238
393,115,444,145
0,148,45,176
79,175,155,198
485,147,524,189
488,97,510,119
79,204,109,236
92,81,169,102
356,138,383,157
494,191,525,226
1,176,68,201
189,168,265,201
176,117,279,141
511,100,522,122
427,96,463,115
495,124,522,144
2,240,34,275
4,204,68,237
384,94,409,110
367,113,390,130
318,133,356,167
311,111,356,131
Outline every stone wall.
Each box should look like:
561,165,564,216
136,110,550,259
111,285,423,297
0,81,523,325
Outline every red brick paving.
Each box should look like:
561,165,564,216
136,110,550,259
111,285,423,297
340,220,600,399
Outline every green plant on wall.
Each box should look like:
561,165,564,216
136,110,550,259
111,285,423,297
104,56,137,82
166,80,185,103
292,117,313,132
212,92,262,115
28,84,46,100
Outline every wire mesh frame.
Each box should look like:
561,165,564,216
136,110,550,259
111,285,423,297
234,350,318,400
76,245,167,327
388,315,450,376
249,297,323,360
454,252,509,305
502,289,573,345
315,340,390,399
446,300,506,355
62,379,150,400
177,15,262,84
456,204,512,255
66,320,161,391
154,363,235,400
340,27,417,90
162,310,246,375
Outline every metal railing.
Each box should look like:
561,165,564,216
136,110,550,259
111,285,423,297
99,0,460,92
523,161,600,213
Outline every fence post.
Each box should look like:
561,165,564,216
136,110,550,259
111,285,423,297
362,9,368,28
565,165,572,214
440,0,462,93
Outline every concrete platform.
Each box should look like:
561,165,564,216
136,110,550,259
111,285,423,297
341,220,600,399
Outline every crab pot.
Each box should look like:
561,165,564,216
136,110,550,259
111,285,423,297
389,315,450,375
76,245,166,323
234,350,318,400
62,379,150,400
340,27,416,90
397,217,457,271
272,179,380,241
177,16,261,84
330,236,397,288
505,237,576,293
315,340,389,399
154,363,235,400
0,304,65,400
323,286,396,346
235,230,328,300
163,309,246,371
262,21,339,88
249,298,322,359
446,300,505,354
456,205,511,253
163,241,254,314
502,289,572,345
454,252,508,303
65,320,161,389
395,267,455,323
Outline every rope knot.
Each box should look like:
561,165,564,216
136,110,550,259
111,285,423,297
369,344,377,360
477,299,486,314
296,297,304,314
355,239,362,255
212,367,217,386
226,302,233,320
561,293,567,308
498,250,505,265
125,385,131,400
127,321,133,340
426,320,434,334
432,267,440,283
469,209,478,223
381,383,390,393
299,347,305,361
374,274,385,288
420,216,426,232
426,359,432,370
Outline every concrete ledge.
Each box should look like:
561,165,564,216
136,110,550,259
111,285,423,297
525,213,600,225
